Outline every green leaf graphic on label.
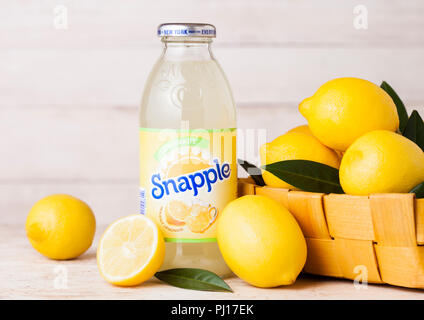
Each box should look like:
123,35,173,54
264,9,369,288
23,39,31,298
154,137,209,161
155,268,233,292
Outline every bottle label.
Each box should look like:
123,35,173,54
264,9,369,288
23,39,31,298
139,128,237,243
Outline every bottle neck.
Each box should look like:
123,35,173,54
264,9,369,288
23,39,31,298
161,37,214,61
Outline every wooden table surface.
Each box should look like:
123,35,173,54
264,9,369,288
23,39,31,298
1,224,423,300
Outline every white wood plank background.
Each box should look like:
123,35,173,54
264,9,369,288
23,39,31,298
1,0,424,224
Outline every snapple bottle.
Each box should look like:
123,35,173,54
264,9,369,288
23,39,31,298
139,23,236,276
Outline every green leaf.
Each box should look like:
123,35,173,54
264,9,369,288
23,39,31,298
262,160,344,194
402,110,424,151
237,159,265,186
155,268,233,292
409,182,424,198
380,81,408,133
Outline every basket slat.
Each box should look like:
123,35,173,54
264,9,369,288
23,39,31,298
303,238,343,277
238,177,256,196
414,199,424,245
255,186,289,208
287,191,331,239
237,179,424,289
335,238,382,283
370,193,416,247
375,246,424,288
324,194,375,241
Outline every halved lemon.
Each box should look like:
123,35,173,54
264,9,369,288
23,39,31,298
97,214,165,286
165,200,190,226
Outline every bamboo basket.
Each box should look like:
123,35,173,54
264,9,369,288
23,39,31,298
238,177,424,289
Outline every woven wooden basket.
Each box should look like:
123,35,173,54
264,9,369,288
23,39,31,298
238,178,424,289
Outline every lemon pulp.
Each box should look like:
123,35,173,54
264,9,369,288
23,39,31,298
97,214,165,286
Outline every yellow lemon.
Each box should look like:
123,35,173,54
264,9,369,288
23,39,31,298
340,130,424,195
286,124,313,135
334,150,344,160
217,195,306,288
299,77,399,151
97,214,165,286
260,131,340,189
26,194,96,260
287,124,343,159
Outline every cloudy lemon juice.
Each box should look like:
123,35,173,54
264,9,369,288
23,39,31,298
139,23,236,276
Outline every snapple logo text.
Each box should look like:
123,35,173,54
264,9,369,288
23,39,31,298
151,158,231,199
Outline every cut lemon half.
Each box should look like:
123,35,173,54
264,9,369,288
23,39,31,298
165,200,190,226
97,214,165,286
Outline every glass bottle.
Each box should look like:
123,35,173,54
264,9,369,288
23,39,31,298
139,23,236,276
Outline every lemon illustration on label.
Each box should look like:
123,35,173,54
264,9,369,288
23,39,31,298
139,128,237,243
159,200,218,234
185,202,218,234
160,200,190,231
